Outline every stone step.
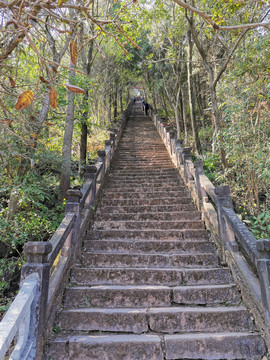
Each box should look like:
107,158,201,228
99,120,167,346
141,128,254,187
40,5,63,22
97,197,192,207
86,229,208,240
93,220,204,231
110,168,177,175
106,180,183,188
113,165,175,170
107,174,180,182
115,158,171,162
173,284,241,306
46,332,266,360
164,332,266,360
82,239,215,254
95,211,200,222
104,182,184,190
101,190,189,200
106,179,182,187
115,154,169,157
58,306,252,334
71,267,232,286
80,252,218,268
64,284,241,309
114,160,174,165
46,334,164,360
96,204,196,214
149,306,253,334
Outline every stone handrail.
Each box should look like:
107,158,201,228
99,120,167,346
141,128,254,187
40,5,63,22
0,103,131,360
0,274,39,360
150,108,270,346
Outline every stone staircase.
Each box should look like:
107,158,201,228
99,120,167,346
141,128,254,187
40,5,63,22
45,105,266,359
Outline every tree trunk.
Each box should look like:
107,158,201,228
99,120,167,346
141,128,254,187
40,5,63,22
194,73,206,130
79,121,87,178
60,63,76,200
187,30,201,154
113,79,118,120
180,87,188,145
174,105,181,139
120,88,123,113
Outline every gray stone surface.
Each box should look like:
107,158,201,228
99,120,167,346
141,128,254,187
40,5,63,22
165,332,266,359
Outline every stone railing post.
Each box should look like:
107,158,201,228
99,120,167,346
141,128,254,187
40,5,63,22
215,185,238,257
256,239,270,324
21,241,52,360
65,188,82,256
169,131,175,156
182,147,193,184
105,140,112,169
85,165,97,208
175,140,183,168
194,161,205,200
165,126,170,149
97,150,106,183
110,133,116,155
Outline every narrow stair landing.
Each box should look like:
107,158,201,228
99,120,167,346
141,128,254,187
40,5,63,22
45,104,266,359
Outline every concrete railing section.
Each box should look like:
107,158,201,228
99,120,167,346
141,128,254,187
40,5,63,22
150,107,270,346
0,104,132,360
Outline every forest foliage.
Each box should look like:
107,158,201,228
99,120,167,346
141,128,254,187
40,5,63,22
0,0,269,315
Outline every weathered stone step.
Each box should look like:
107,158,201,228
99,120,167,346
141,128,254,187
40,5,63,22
113,164,175,170
117,148,167,152
58,306,252,334
98,197,192,207
86,229,208,240
64,284,240,309
106,179,182,187
95,211,200,222
64,285,172,308
96,204,196,214
117,154,169,159
116,158,171,162
101,190,189,200
110,168,177,175
149,306,253,334
93,220,204,231
47,332,266,360
82,239,215,254
107,173,180,181
71,267,232,286
46,334,164,360
80,252,218,268
173,284,241,306
106,180,183,188
165,332,266,360
115,160,173,165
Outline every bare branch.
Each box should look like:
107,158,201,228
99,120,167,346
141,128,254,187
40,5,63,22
213,30,249,89
172,0,270,31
